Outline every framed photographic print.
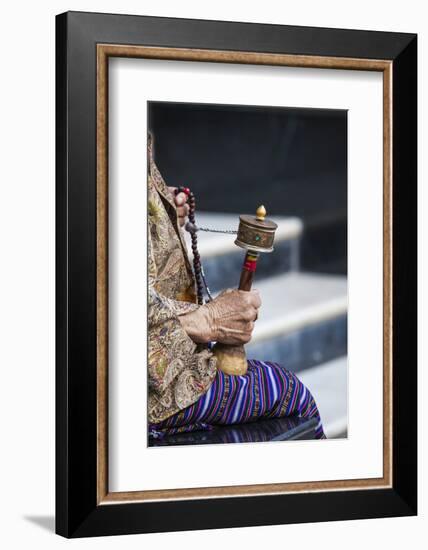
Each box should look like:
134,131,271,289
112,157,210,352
56,11,417,537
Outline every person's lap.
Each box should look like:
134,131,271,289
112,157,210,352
149,360,326,439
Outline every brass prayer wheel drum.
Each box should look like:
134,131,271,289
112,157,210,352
234,206,278,254
213,205,278,376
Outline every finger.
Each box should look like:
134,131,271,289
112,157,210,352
177,204,189,218
177,205,188,218
241,333,252,344
175,192,187,207
247,309,258,322
219,288,234,297
241,291,260,310
168,186,177,196
248,290,262,309
243,308,256,322
246,321,255,333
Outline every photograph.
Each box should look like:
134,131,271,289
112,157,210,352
146,102,348,447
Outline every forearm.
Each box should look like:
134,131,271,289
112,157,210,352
148,284,211,393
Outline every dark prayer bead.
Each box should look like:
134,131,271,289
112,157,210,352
185,189,204,304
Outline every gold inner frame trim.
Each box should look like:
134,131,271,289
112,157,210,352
96,44,393,505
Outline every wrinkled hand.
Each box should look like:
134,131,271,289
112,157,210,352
178,289,261,345
168,186,190,227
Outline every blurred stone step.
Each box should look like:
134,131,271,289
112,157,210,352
298,356,348,439
245,272,347,372
185,211,303,293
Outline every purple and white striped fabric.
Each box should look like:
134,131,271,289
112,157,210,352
149,359,326,439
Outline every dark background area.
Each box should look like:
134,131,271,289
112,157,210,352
149,102,347,274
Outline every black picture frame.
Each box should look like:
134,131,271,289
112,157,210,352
56,11,417,538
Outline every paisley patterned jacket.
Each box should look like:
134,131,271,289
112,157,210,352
147,136,217,423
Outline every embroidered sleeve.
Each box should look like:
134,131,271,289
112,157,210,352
148,231,204,395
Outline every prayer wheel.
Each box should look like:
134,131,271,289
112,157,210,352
213,206,278,375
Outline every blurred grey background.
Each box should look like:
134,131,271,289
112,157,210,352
149,101,348,438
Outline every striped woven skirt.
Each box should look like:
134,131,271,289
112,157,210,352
149,359,326,439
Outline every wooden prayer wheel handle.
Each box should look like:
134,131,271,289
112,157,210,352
212,251,258,376
213,206,278,376
238,251,258,292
